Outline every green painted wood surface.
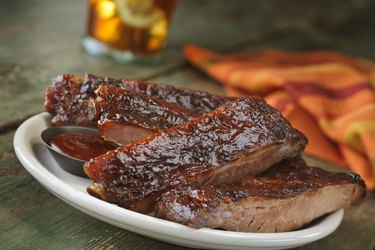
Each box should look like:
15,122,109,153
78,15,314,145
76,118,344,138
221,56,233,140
1,0,375,249
0,64,48,132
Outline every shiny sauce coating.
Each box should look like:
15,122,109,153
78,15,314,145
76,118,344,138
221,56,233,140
50,133,117,161
84,96,307,213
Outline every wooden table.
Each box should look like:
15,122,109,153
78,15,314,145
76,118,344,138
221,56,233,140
1,1,374,249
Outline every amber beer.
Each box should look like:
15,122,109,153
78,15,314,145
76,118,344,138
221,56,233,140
83,0,177,61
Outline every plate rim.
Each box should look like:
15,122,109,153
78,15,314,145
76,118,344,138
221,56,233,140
13,112,344,249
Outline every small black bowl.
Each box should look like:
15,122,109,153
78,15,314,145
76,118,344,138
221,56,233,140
41,126,99,178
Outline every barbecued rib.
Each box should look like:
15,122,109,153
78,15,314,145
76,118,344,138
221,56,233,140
91,85,199,145
84,97,307,214
85,74,234,113
154,157,366,232
45,74,233,126
119,77,234,114
44,74,124,126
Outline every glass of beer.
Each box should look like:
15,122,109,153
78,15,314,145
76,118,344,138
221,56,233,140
82,0,177,63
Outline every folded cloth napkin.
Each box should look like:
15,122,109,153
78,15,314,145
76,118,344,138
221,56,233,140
184,45,375,189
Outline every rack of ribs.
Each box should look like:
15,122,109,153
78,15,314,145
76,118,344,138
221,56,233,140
84,97,307,214
91,85,199,145
154,157,366,232
45,74,233,126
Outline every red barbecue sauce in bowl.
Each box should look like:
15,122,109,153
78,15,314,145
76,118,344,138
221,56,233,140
49,133,117,161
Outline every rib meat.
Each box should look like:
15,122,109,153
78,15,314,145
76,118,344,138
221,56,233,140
119,77,234,114
154,157,366,232
86,74,234,113
84,97,307,213
92,85,199,145
45,74,233,126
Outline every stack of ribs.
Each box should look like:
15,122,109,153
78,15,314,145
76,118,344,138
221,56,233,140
45,74,366,233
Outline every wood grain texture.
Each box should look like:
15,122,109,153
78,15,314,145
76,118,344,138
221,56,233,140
0,64,48,132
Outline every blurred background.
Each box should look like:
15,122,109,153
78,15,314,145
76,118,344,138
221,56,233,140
1,0,375,79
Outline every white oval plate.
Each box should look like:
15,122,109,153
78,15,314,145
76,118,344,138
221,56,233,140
14,113,344,250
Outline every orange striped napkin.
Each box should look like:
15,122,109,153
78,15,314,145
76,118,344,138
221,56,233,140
184,45,375,189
